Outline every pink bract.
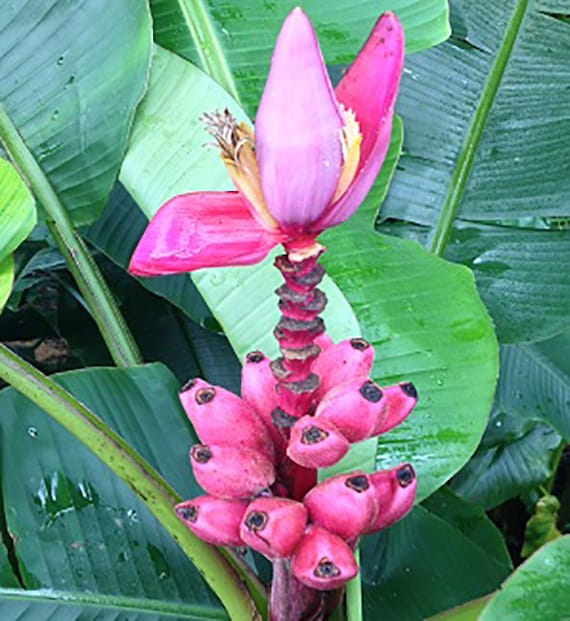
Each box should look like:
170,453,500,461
129,9,404,276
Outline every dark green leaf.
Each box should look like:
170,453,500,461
451,331,570,508
379,219,570,344
0,543,19,589
451,408,559,510
445,224,570,343
377,0,570,342
384,0,570,225
0,364,224,615
361,488,511,620
0,1,151,225
0,587,226,619
499,336,570,438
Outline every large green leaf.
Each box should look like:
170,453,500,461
0,541,19,588
499,335,570,439
0,0,151,225
378,0,570,342
0,158,36,312
0,159,36,264
480,536,570,621
321,228,498,499
150,0,450,113
0,364,224,616
384,0,570,224
361,488,511,620
380,221,570,344
444,224,570,344
0,255,14,315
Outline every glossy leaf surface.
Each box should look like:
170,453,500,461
451,408,559,510
0,588,226,620
450,331,570,508
0,364,224,615
321,228,498,498
0,159,36,312
377,0,570,343
0,0,151,225
361,489,511,620
383,0,570,224
380,219,570,345
480,536,570,621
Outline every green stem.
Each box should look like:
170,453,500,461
0,104,141,368
175,0,240,102
345,547,362,621
428,0,529,256
0,344,265,621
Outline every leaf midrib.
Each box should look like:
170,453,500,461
428,0,530,256
0,587,227,618
174,0,240,103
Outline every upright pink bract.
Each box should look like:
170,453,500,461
129,8,404,276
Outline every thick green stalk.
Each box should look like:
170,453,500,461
345,546,362,621
428,0,529,256
174,0,240,102
0,105,141,368
0,344,265,621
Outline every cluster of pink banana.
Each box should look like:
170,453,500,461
175,335,417,590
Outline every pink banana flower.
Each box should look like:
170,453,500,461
129,8,404,275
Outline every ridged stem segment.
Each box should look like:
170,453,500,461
270,249,327,501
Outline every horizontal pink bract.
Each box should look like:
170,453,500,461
129,192,284,275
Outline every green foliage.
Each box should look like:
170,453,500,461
480,536,570,621
361,488,511,620
0,0,569,619
322,230,498,499
0,364,225,616
0,0,151,226
378,0,570,343
0,159,36,311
